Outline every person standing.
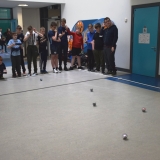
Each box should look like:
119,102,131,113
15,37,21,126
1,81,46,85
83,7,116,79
48,22,61,73
16,25,26,76
0,56,7,79
4,28,12,44
37,27,48,74
92,23,105,74
7,32,22,78
58,18,68,71
24,26,43,76
66,26,84,70
86,24,95,71
102,17,118,75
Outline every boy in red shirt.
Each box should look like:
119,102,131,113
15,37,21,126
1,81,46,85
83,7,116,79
66,26,84,70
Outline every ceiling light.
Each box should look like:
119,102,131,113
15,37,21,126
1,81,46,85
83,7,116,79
18,4,28,6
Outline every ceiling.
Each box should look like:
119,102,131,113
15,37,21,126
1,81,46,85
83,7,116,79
0,0,65,8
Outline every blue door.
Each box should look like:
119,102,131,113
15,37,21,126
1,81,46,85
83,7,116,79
132,7,159,77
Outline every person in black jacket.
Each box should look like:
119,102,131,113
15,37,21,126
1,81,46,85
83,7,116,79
16,25,26,76
4,28,12,44
37,27,48,74
102,17,118,75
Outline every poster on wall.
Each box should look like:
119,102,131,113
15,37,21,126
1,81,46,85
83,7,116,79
139,33,150,44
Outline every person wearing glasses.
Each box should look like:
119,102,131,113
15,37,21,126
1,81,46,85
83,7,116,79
102,17,118,75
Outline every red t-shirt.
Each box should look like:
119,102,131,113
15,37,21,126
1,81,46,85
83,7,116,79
67,29,83,49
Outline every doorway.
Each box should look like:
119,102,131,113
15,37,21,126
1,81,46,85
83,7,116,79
131,5,160,77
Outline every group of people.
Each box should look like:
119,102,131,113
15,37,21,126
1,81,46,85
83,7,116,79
0,17,118,79
87,17,118,75
0,28,12,53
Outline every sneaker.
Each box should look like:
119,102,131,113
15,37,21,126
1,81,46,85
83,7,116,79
32,73,38,76
64,66,68,71
107,70,113,75
90,69,95,72
0,76,4,80
59,66,62,71
112,71,117,76
40,70,44,74
53,68,58,73
0,75,4,79
27,73,32,76
56,69,61,73
78,66,84,70
43,70,48,74
95,69,100,72
23,72,26,76
12,75,16,78
69,66,74,70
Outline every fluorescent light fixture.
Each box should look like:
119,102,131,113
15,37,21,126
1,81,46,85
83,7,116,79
18,4,28,6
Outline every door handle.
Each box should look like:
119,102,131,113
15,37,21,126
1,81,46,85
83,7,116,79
151,47,156,51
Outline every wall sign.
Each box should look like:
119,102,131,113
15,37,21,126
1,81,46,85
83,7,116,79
139,33,150,44
139,26,150,44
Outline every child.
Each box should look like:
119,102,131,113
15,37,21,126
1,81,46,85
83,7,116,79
66,26,84,70
86,24,95,72
16,25,26,76
37,27,48,74
7,32,22,78
1,36,7,53
48,22,61,73
0,56,7,79
92,23,105,74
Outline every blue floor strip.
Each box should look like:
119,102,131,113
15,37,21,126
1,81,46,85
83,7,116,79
106,74,160,92
3,58,27,67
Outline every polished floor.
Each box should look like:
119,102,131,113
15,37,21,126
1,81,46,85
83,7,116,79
0,61,160,160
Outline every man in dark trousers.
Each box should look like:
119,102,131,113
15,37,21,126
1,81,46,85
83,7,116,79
102,17,118,75
58,18,68,71
16,25,26,76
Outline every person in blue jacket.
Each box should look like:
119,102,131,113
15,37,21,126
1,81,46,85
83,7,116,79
86,24,95,72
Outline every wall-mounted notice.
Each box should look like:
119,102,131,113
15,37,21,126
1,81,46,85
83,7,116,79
143,27,147,33
139,33,150,44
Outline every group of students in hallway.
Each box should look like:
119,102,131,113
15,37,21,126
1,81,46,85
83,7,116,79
0,17,118,79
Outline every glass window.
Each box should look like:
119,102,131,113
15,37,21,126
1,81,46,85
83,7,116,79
0,8,11,19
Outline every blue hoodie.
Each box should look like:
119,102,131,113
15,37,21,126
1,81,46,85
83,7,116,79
87,30,95,50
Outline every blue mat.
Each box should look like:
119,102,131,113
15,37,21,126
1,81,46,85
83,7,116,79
107,74,160,92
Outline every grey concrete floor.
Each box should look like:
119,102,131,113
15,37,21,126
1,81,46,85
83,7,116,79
0,61,160,160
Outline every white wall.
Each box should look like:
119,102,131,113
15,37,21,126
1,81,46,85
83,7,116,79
13,7,23,27
61,0,131,69
22,8,40,34
62,0,160,71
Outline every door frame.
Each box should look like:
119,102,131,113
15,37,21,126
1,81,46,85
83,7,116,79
130,3,160,77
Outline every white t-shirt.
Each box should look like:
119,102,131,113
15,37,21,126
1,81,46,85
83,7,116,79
25,31,38,45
